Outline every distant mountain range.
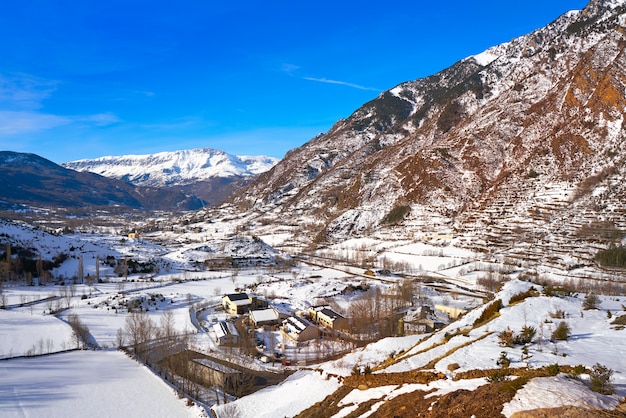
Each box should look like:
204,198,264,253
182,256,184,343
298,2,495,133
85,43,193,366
0,149,278,213
0,151,205,212
62,148,278,187
62,148,279,205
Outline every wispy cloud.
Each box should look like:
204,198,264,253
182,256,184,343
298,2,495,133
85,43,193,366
0,110,70,135
281,63,300,74
0,73,58,110
303,76,381,92
0,73,121,135
139,116,211,131
79,112,121,126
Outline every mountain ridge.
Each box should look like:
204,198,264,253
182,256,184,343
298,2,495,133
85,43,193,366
62,148,279,187
226,0,626,263
0,151,205,212
62,148,279,206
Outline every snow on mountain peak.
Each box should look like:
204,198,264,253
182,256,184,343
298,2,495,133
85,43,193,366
62,148,279,187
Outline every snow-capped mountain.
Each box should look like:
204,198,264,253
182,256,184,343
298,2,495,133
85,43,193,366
62,148,279,187
0,151,204,212
231,0,626,263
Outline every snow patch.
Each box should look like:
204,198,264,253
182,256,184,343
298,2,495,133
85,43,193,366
502,376,621,417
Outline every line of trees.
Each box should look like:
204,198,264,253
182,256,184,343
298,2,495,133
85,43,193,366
595,245,626,268
349,279,414,340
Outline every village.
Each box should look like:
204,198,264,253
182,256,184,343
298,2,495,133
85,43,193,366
177,277,478,400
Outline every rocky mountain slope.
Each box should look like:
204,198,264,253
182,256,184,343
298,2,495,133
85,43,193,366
230,0,626,264
0,151,204,212
63,148,279,205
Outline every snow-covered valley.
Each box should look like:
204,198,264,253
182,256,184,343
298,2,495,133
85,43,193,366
1,214,625,417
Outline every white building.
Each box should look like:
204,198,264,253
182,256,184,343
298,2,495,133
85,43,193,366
212,320,240,346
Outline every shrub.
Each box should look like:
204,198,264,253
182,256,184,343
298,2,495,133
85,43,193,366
500,376,529,394
589,363,615,395
549,309,566,319
567,364,587,380
509,287,539,304
582,293,601,310
497,351,511,368
487,369,510,383
551,321,571,341
498,327,515,347
514,326,537,345
473,299,503,327
546,363,561,376
544,285,573,297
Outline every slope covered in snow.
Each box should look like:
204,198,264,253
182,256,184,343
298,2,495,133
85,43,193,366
0,350,204,418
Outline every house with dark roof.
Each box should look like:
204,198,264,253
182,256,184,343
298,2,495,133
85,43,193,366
222,293,252,315
308,305,349,330
282,316,320,342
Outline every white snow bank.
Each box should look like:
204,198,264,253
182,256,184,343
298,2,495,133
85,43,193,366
0,350,202,418
0,310,74,358
502,376,621,417
211,370,340,418
472,49,501,66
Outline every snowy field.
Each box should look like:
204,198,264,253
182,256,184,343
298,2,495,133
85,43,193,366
0,350,205,418
2,219,626,416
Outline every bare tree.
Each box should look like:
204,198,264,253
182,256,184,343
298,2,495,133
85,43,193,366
0,284,6,309
116,327,125,348
230,266,239,288
36,255,43,281
125,310,156,360
400,278,414,304
95,255,100,283
67,313,91,349
77,255,84,284
159,309,178,343
60,285,72,309
46,337,54,354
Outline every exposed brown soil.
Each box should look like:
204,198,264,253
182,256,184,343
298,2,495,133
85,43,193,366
370,380,518,418
297,363,626,418
511,405,626,418
342,371,445,389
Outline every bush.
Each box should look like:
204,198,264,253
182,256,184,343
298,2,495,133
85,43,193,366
549,309,566,319
582,293,601,310
551,321,571,341
496,351,511,368
509,287,539,304
473,299,503,327
498,327,514,347
487,369,510,383
514,326,537,345
546,363,561,376
381,205,411,225
611,314,626,325
567,364,587,380
589,363,615,395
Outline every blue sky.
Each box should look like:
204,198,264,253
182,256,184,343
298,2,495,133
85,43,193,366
0,1,588,163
